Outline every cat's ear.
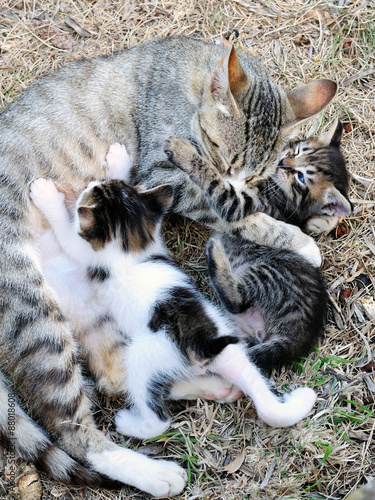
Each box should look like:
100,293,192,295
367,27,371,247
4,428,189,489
211,46,248,101
321,186,352,216
320,119,343,148
77,205,96,231
142,184,174,214
286,80,337,123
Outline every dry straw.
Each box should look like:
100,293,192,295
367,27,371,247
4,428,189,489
0,0,374,499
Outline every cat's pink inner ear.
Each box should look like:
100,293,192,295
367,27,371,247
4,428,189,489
287,80,337,120
227,46,248,94
322,187,352,216
211,47,248,99
78,206,95,231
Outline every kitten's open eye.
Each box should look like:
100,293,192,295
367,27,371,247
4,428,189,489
297,172,305,184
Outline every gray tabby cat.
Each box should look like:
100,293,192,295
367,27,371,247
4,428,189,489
0,36,336,495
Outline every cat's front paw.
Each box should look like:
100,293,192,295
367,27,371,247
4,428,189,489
29,178,65,213
164,137,199,171
106,143,133,181
305,215,340,234
298,236,322,268
115,408,171,440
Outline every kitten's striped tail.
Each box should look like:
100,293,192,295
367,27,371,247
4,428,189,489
0,372,117,488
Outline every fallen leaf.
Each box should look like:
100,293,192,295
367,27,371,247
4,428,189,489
305,8,334,24
341,288,351,299
362,362,375,373
18,468,42,500
29,20,78,50
343,40,355,56
334,223,348,238
343,122,353,132
294,34,311,46
222,448,246,473
64,16,92,37
342,68,375,87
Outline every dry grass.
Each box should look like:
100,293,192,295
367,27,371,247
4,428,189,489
1,0,374,499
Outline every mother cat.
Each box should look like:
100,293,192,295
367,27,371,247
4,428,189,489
0,37,336,497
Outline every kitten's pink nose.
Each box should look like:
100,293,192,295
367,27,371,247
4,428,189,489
278,157,294,168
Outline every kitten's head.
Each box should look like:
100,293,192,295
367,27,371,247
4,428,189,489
75,180,173,251
274,120,352,219
193,46,337,184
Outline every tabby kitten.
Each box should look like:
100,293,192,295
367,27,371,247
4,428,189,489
206,234,328,371
265,120,352,232
30,149,318,440
0,36,336,494
164,121,351,253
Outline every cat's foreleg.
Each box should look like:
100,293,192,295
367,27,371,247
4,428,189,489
106,143,133,181
30,178,96,264
230,212,322,267
211,343,317,427
115,332,186,440
78,319,128,396
205,237,246,313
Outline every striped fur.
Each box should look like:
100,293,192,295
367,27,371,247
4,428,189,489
164,120,352,234
0,36,335,493
206,235,328,371
30,170,319,437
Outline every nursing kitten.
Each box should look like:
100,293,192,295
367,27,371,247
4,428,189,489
264,120,352,232
0,36,336,494
29,147,318,442
206,234,328,371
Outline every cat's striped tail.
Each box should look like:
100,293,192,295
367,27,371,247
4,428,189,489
0,372,117,488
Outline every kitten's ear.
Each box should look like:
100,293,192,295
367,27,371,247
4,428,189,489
211,46,248,101
321,187,352,216
286,80,337,123
142,184,174,214
77,205,96,231
320,120,343,147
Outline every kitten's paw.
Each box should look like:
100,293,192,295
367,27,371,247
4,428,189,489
115,408,171,440
164,137,198,171
29,178,65,212
298,236,322,267
106,143,133,181
170,375,243,403
305,215,340,234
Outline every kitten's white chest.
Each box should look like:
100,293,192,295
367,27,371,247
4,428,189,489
99,257,187,336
